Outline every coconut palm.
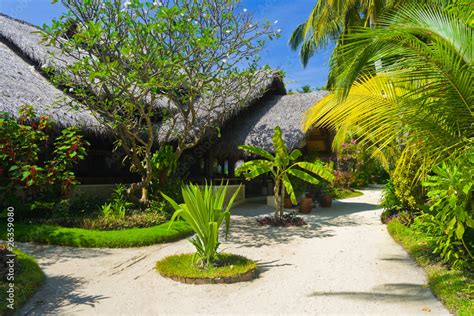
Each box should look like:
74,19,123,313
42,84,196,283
289,0,405,68
236,126,334,220
304,3,473,183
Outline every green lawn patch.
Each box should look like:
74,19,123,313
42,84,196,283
387,219,474,315
333,188,364,199
156,253,257,283
0,221,192,248
0,249,44,315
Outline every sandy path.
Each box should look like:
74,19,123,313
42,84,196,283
19,188,448,315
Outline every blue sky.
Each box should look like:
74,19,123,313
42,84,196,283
0,0,332,91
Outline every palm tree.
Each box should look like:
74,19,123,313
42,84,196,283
289,0,405,66
303,3,473,183
236,127,334,220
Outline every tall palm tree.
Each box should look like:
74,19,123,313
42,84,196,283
303,3,473,182
289,0,403,68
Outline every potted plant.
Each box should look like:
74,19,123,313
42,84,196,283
318,183,334,208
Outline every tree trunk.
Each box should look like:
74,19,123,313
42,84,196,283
280,184,285,219
273,179,281,220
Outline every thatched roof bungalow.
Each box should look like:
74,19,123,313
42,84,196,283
0,13,332,187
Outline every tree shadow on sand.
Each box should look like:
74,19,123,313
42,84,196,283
21,275,108,315
309,283,435,303
225,197,381,248
18,243,111,267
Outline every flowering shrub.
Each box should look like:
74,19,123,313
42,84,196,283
0,105,88,203
334,138,386,188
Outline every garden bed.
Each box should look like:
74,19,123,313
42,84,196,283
0,221,192,248
387,219,474,315
0,248,44,315
156,253,257,284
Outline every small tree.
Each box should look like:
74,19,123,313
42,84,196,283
236,126,334,219
43,0,279,204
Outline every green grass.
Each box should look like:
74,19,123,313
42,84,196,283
387,219,474,315
0,249,44,315
156,253,256,279
333,188,364,199
0,221,193,248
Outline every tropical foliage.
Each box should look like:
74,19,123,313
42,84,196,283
415,150,473,268
302,1,473,270
0,105,88,210
162,182,241,267
236,126,334,219
304,3,472,188
44,0,278,204
289,0,406,84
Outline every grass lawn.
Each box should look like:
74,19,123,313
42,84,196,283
0,249,44,315
333,188,364,199
0,221,192,248
156,253,256,279
387,219,474,315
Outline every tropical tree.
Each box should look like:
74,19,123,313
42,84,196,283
289,0,406,67
299,85,312,93
304,3,473,194
236,126,334,220
162,182,241,267
43,0,277,204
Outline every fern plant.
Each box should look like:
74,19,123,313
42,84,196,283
162,182,241,267
236,126,334,220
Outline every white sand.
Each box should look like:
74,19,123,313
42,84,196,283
19,188,449,315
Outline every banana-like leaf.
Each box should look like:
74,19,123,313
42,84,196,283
272,126,288,160
235,159,273,179
282,174,297,205
287,168,320,186
288,149,303,161
295,161,335,182
238,144,275,161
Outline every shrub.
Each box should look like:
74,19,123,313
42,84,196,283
416,152,474,269
162,182,241,267
100,184,133,220
381,179,402,209
0,105,88,213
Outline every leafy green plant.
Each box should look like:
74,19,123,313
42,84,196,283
418,151,474,268
0,105,88,207
381,179,402,209
162,182,241,267
100,184,133,220
236,126,334,220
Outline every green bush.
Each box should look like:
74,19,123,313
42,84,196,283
100,184,133,220
417,152,474,269
162,182,241,267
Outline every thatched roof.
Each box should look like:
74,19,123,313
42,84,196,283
157,70,285,144
0,41,101,132
0,13,285,144
0,13,72,69
0,14,102,133
212,91,329,158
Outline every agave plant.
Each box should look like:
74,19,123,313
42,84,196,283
236,126,334,220
162,182,241,267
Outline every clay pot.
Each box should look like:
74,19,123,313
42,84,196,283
284,196,293,208
319,194,332,208
299,197,313,214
